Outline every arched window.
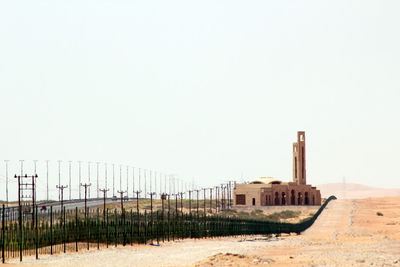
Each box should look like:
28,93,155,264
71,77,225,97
274,192,279,205
291,190,295,205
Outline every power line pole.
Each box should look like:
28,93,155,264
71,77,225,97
144,169,147,199
99,188,109,218
80,183,91,219
117,190,126,211
134,190,141,213
148,192,156,214
56,185,68,218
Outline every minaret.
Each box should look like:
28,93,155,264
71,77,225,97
293,131,306,185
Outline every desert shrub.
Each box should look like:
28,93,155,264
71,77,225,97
376,212,383,216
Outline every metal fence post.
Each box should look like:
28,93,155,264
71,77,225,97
2,204,5,263
35,205,38,259
63,207,66,253
75,207,78,252
97,208,99,250
50,206,53,255
106,209,109,248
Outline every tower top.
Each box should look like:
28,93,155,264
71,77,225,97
293,131,306,185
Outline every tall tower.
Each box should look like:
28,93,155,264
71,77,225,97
293,131,306,185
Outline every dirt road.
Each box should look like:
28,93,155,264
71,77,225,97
7,197,400,266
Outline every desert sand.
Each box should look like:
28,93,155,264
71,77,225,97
6,196,400,267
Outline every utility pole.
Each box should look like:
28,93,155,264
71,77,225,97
99,188,109,218
56,185,68,218
148,192,156,214
15,174,37,224
80,183,91,219
117,190,126,211
135,190,141,213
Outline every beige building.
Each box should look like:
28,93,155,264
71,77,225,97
234,131,321,206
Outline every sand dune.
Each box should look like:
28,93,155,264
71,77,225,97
317,183,400,199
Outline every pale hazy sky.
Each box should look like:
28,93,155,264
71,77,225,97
1,1,400,200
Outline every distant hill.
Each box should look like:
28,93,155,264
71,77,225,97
316,183,400,199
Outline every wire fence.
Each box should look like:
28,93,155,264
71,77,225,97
0,196,337,263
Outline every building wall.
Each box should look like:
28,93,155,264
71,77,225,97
234,183,321,206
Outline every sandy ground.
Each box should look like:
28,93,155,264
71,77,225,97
6,196,400,267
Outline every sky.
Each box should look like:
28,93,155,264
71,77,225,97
1,1,400,201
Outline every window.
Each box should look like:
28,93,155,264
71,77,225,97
252,198,256,206
236,194,246,205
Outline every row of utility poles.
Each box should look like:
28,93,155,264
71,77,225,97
11,171,235,228
3,160,203,205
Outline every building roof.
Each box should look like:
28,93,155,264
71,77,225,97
249,177,282,185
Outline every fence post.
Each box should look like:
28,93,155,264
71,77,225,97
130,209,133,245
144,210,147,244
86,208,89,250
75,207,78,252
156,211,159,245
50,206,53,255
18,203,22,262
114,209,117,247
167,210,170,242
122,208,126,246
137,210,140,244
97,208,99,250
106,209,109,248
2,204,5,263
35,205,38,259
63,207,66,253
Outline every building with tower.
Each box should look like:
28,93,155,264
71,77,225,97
233,131,321,206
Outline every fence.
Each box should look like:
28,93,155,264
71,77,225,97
0,195,336,263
